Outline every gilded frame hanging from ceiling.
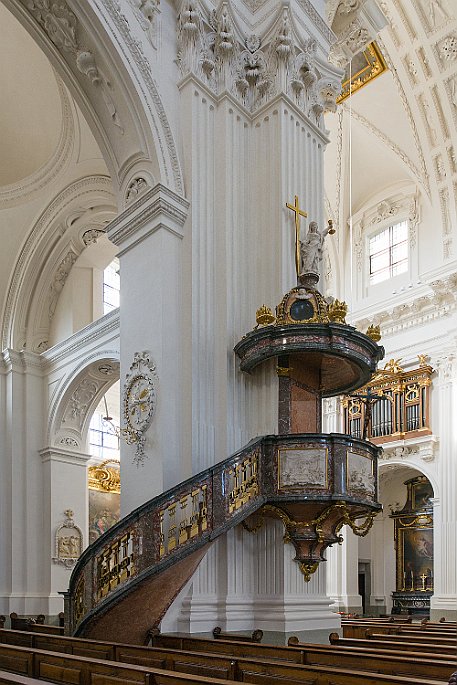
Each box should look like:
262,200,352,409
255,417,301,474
337,42,388,104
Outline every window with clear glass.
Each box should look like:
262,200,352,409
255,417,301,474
103,258,120,314
369,221,408,285
89,411,120,460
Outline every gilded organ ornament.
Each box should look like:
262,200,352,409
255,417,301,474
122,351,158,466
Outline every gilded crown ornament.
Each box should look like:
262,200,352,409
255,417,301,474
366,324,381,341
255,304,276,328
328,299,348,324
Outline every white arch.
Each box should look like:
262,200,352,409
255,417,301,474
3,0,184,197
49,351,120,450
378,459,438,502
1,176,117,351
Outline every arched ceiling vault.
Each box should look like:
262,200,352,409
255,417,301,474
324,0,457,271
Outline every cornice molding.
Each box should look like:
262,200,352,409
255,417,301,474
42,310,120,370
354,272,457,337
107,183,190,254
379,435,439,464
1,349,44,374
40,446,92,466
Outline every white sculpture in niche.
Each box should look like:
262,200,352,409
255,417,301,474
53,510,83,569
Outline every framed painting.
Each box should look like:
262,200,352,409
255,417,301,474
89,490,120,544
397,525,433,591
337,42,388,104
278,447,328,491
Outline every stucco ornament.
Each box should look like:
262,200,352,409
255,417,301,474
25,0,123,132
53,510,83,569
122,351,158,466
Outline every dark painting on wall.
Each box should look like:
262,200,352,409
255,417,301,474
412,479,433,509
399,527,433,590
89,490,120,544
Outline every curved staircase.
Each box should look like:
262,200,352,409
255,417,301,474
66,432,380,643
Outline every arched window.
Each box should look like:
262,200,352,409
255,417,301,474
369,220,408,285
88,410,120,460
103,257,120,314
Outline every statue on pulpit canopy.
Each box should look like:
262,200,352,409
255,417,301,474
299,221,332,276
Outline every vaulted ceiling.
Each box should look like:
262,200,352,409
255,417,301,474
1,0,456,351
324,0,457,238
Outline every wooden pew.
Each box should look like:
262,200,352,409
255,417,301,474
0,631,448,685
342,622,457,640
1,629,454,681
151,629,456,663
0,643,238,685
9,616,64,637
365,629,457,646
0,671,56,685
213,627,263,643
330,633,457,656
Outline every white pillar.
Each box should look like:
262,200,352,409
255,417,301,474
163,519,339,636
431,355,457,620
0,350,49,615
40,447,91,614
326,525,362,614
107,184,189,514
369,513,391,615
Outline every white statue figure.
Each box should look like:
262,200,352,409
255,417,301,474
299,221,331,275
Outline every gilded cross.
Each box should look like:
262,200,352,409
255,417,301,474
286,195,307,278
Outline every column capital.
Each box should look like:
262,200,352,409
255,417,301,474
40,446,93,466
107,183,190,256
1,349,44,375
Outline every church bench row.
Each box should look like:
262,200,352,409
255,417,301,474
342,623,457,639
0,636,450,685
151,631,456,660
0,643,239,685
0,672,57,685
341,618,456,631
1,628,453,667
0,629,454,682
329,633,457,655
1,616,64,637
365,630,457,646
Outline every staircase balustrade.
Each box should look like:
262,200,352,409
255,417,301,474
67,434,380,636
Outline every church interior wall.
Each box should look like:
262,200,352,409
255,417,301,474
0,0,456,627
